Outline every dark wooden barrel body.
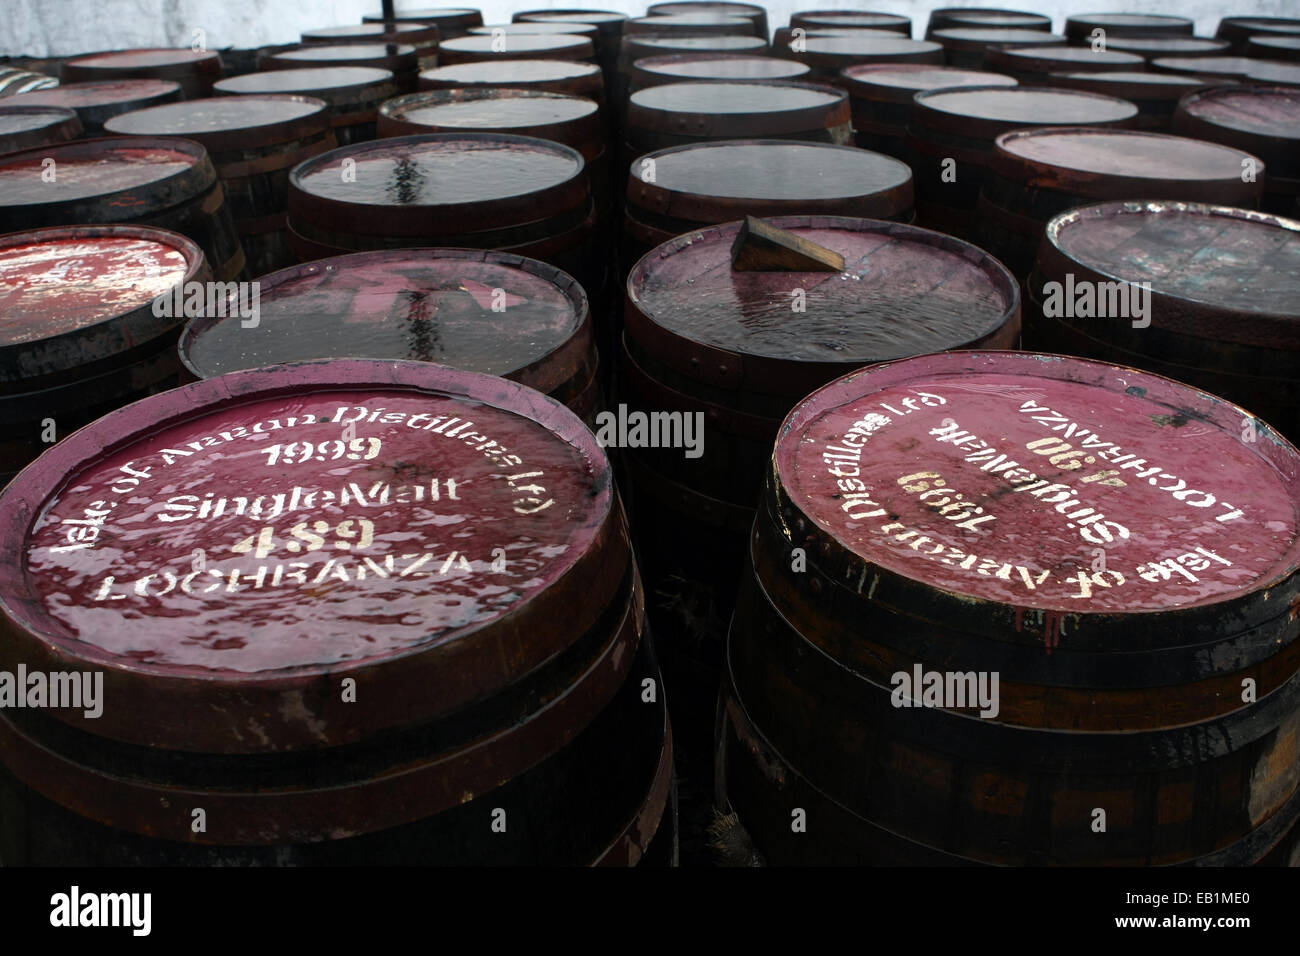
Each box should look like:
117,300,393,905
620,215,1020,776
439,33,596,65
630,53,809,94
925,9,1052,38
0,106,81,154
904,85,1137,240
791,12,912,35
977,127,1264,277
61,48,221,100
4,81,181,138
1065,13,1194,42
106,96,337,277
178,249,601,423
983,44,1144,82
1216,17,1300,53
0,361,673,865
1024,200,1300,444
302,23,440,69
261,43,421,92
721,350,1300,865
1173,85,1300,215
647,2,769,39
0,224,208,482
788,34,944,81
215,67,399,146
286,132,601,299
1099,36,1230,60
0,137,245,282
362,7,483,40
840,64,1016,156
1043,71,1210,129
931,28,1067,69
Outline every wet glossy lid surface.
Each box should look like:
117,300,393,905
215,66,394,94
630,219,1014,362
274,43,418,61
917,86,1137,124
104,95,326,136
631,80,841,115
1048,70,1207,91
777,351,1300,612
0,230,191,345
1153,56,1261,76
67,48,218,68
0,141,199,206
993,45,1144,67
5,79,179,108
419,59,599,84
1067,13,1193,31
181,251,580,378
470,21,598,36
2,362,608,675
1179,86,1300,138
997,128,1255,179
636,54,809,81
519,11,629,24
1104,36,1229,55
292,135,583,207
1250,62,1300,85
442,34,590,54
0,107,77,135
795,13,911,28
630,35,767,53
843,64,1016,93
933,27,1067,45
388,90,596,128
798,36,942,57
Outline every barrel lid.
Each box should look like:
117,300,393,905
931,28,1068,51
1216,17,1300,41
1152,56,1265,79
215,66,395,96
440,33,595,60
626,14,757,36
985,45,1145,72
649,1,765,13
0,106,82,152
0,224,204,380
288,133,588,239
104,95,330,151
1038,200,1300,349
179,249,588,394
378,89,598,149
841,63,1016,102
1065,13,1194,38
1250,61,1300,86
1247,36,1300,58
628,140,912,222
302,23,439,44
628,80,849,137
4,79,181,110
930,10,1052,31
64,48,221,72
417,58,603,96
1176,85,1300,144
791,12,912,32
362,7,482,27
773,350,1300,626
626,215,1018,396
517,10,629,26
791,35,943,69
0,359,619,751
633,53,810,86
0,137,211,211
267,43,420,70
628,35,768,57
470,21,600,40
1045,70,1210,100
912,85,1138,138
992,127,1263,205
1102,36,1230,57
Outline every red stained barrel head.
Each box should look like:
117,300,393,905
103,95,329,147
5,79,180,110
0,140,200,208
1177,85,1300,141
776,351,1300,613
65,48,220,71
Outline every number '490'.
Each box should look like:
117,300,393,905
264,438,381,466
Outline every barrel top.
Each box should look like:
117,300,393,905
990,45,1145,68
303,23,435,40
1249,36,1300,53
0,105,78,136
628,216,1016,364
291,134,584,208
1046,70,1210,97
842,63,1016,96
1046,201,1300,318
1250,61,1300,86
628,12,754,28
1218,16,1300,37
635,53,809,81
104,95,329,145
1153,56,1263,77
933,10,1051,29
470,21,599,38
0,226,197,346
1179,85,1300,139
629,34,767,53
215,66,395,95
796,35,942,57
996,127,1258,180
180,249,584,380
441,33,593,55
4,78,180,108
776,349,1300,613
1104,36,1230,55
932,27,1067,46
0,360,611,678
0,139,204,207
793,12,912,29
1067,13,1194,31
418,59,600,84
384,89,597,129
915,85,1137,125
631,79,843,115
65,48,220,69
518,11,629,25
273,42,419,62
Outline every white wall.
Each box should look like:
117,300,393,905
5,0,1298,58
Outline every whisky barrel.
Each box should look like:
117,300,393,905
1173,85,1300,214
621,214,1020,776
647,2,769,39
787,35,944,81
440,33,596,65
626,14,759,39
214,67,399,145
623,140,913,265
285,133,599,296
630,54,809,94
0,137,245,282
418,58,605,104
840,64,1016,156
1246,36,1300,63
261,43,421,92
0,224,207,480
0,359,673,865
471,21,601,45
302,23,440,69
1043,71,1209,129
1100,36,1230,60
2,80,179,136
620,35,769,89
1216,17,1300,53
931,28,1067,69
1251,61,1300,87
925,9,1052,38
978,127,1264,276
1025,200,1300,443
513,11,628,89
0,106,81,154
106,96,337,277
722,349,1300,865
178,249,601,422
363,7,483,40
62,49,221,100
1151,56,1269,82
791,12,912,35
904,85,1137,239
1065,13,1194,42
983,44,1144,82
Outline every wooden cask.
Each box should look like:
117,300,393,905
1042,72,1210,130
787,35,944,82
1151,56,1274,82
418,58,604,103
362,7,483,40
791,12,912,36
302,23,440,69
1246,36,1300,63
439,34,596,65
630,53,809,94
1216,17,1300,54
214,67,399,146
261,43,421,92
722,349,1300,864
983,44,1144,82
61,48,221,100
2,80,179,137
931,28,1067,69
0,106,81,154
925,9,1052,38
1065,13,1194,42
647,3,769,40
